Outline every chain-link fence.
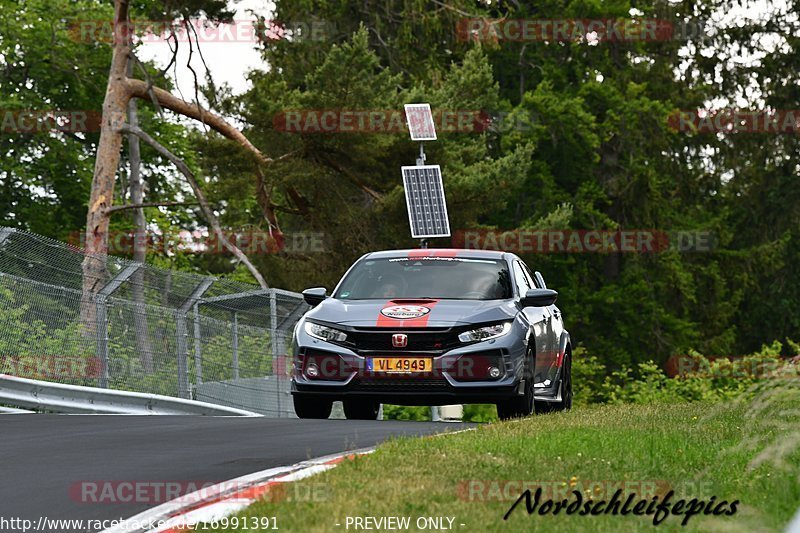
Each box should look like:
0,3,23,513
0,227,307,416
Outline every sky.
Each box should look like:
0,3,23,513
137,0,274,98
136,0,789,109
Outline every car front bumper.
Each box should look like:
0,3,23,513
290,319,528,405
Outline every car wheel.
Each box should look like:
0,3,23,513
343,400,380,420
536,350,572,413
293,395,332,419
496,347,535,420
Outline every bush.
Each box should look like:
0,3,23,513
575,340,796,405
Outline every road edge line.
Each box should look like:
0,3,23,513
100,447,376,533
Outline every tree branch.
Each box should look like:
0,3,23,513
105,201,198,214
119,123,269,288
125,78,271,165
318,154,382,200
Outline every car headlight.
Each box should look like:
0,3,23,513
458,322,513,343
304,321,348,342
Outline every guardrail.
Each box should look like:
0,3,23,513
0,374,261,416
0,405,33,414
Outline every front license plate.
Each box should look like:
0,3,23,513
367,357,432,373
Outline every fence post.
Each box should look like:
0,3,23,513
193,302,202,385
0,227,15,246
231,311,239,380
269,290,279,416
95,294,109,388
176,278,214,399
95,263,142,388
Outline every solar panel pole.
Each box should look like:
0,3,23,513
416,139,426,248
416,143,426,166
415,133,427,249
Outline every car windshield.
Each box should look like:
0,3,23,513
334,256,513,300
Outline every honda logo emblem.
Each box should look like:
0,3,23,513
392,333,408,348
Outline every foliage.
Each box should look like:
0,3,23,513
216,401,800,532
388,340,798,421
3,0,800,384
574,340,797,405
0,278,272,397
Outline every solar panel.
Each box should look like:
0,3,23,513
402,165,451,238
404,103,437,141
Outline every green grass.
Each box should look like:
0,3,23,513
204,391,800,532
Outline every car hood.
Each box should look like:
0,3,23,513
304,298,517,327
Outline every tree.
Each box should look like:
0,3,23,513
82,0,278,325
0,0,111,238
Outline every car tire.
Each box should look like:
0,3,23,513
496,347,535,420
293,395,333,419
536,350,572,414
343,400,381,420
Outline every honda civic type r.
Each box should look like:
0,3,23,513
290,249,573,420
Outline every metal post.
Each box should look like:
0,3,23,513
175,312,190,398
231,311,239,380
0,227,15,246
193,302,202,385
270,290,280,416
95,263,143,389
95,295,109,388
176,277,214,399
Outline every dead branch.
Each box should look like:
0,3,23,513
105,201,198,214
125,79,271,165
119,124,268,289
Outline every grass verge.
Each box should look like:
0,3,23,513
204,390,800,532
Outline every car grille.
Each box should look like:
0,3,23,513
350,376,451,392
340,327,464,355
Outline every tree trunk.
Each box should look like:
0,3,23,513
81,0,132,333
82,0,280,332
127,58,154,373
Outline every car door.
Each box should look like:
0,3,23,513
533,269,565,368
512,259,551,384
522,262,559,385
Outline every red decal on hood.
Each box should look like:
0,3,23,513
376,300,439,327
408,249,459,259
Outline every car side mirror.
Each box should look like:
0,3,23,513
520,288,558,308
302,287,327,307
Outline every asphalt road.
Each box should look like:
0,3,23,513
0,416,470,532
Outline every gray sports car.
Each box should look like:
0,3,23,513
290,249,572,420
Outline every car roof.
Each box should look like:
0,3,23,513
363,248,509,261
